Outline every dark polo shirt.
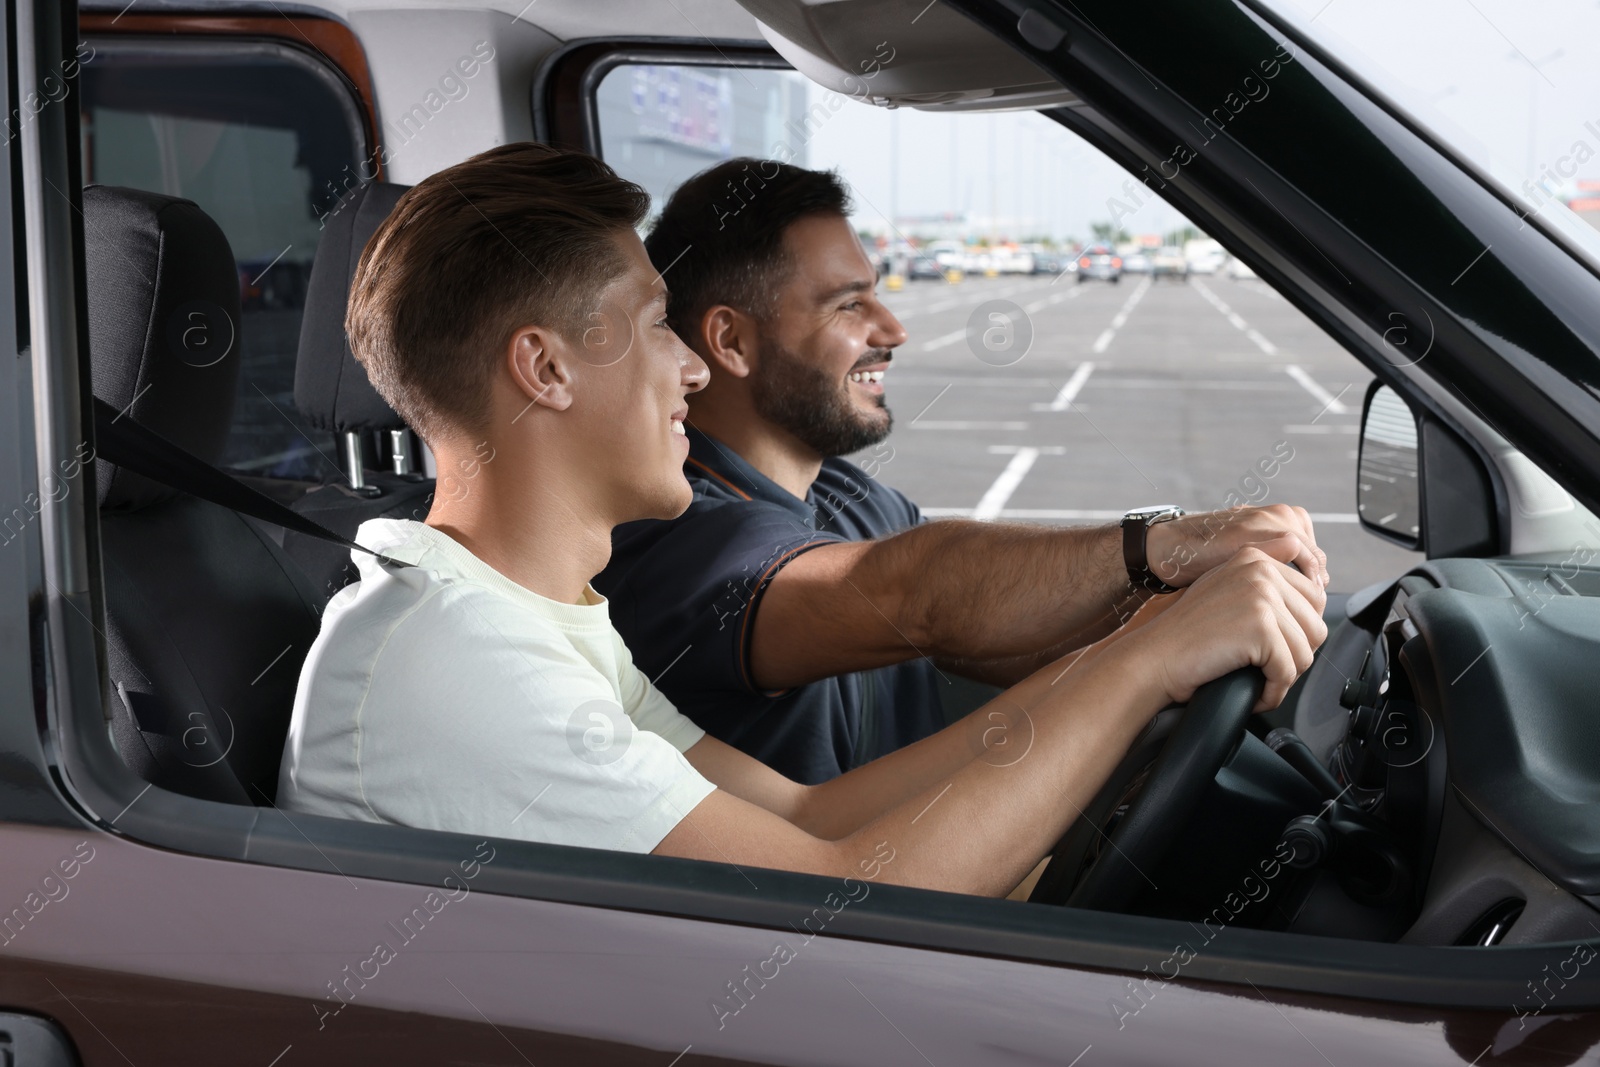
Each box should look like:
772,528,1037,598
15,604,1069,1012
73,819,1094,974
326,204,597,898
595,427,946,784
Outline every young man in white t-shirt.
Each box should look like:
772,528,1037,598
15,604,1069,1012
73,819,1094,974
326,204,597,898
279,143,1328,898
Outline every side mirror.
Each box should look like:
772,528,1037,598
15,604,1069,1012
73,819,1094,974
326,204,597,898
1357,382,1421,548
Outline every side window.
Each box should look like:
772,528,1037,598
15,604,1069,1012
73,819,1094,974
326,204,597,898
598,64,1424,592
80,37,367,480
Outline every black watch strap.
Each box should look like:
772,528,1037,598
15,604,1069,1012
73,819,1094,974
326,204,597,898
1121,507,1183,593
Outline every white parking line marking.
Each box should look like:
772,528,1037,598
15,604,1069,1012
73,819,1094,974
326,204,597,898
1240,279,1283,301
903,282,1086,348
1285,365,1350,413
924,507,1361,522
1192,277,1280,356
1091,275,1152,354
921,327,968,352
1047,361,1096,411
1244,328,1279,355
895,375,1060,386
1083,378,1291,391
1024,287,1086,313
974,448,1040,520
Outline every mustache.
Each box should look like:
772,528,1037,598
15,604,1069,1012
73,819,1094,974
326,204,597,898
848,349,894,373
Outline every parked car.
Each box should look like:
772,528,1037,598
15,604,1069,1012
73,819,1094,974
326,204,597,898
926,239,967,275
998,246,1035,273
1076,243,1123,282
907,253,945,280
1152,244,1189,279
1185,238,1226,274
1031,247,1065,275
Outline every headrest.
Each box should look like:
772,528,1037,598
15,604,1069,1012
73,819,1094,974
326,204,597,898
85,185,242,511
294,181,412,434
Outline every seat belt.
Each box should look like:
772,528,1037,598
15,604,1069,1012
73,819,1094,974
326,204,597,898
91,397,412,568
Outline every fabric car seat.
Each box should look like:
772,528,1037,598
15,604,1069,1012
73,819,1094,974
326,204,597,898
88,184,325,807
285,180,435,599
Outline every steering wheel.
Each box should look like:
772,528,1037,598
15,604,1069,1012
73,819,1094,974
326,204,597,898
1029,667,1264,909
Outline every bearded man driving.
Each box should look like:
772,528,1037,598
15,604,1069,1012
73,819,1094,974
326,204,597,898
595,159,1329,785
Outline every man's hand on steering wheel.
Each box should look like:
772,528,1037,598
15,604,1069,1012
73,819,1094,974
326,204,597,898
1118,546,1329,712
1144,503,1330,598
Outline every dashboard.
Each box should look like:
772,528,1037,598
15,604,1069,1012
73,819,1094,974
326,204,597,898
1290,556,1600,946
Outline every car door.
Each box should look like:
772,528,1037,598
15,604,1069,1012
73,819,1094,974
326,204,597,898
3,0,1599,1065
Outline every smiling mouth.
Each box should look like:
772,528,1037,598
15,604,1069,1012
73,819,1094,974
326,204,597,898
848,370,885,384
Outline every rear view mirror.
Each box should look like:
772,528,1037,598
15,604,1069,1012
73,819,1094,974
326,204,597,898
1357,383,1421,548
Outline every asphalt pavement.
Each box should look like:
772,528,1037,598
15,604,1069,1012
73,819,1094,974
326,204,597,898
861,270,1424,596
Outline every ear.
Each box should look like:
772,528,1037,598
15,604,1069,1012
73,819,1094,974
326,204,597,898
506,326,574,412
700,304,758,379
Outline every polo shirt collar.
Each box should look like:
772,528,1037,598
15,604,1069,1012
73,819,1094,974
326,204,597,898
685,426,819,523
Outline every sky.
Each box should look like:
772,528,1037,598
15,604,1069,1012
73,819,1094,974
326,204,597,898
799,0,1600,246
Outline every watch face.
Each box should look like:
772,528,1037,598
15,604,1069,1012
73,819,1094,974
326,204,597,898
1126,505,1183,521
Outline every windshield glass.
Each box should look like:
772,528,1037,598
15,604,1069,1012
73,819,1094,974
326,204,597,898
1257,0,1600,273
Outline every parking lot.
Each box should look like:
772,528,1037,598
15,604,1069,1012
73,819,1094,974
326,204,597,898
866,271,1424,594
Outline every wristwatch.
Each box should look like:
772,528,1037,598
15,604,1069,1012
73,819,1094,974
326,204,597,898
1121,505,1186,593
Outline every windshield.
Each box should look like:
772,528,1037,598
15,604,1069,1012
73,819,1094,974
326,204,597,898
1257,0,1600,274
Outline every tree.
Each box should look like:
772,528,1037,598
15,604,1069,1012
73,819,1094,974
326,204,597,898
1090,220,1131,244
1165,224,1202,247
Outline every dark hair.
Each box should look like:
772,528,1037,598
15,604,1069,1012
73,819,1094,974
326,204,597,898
346,142,649,444
644,158,851,340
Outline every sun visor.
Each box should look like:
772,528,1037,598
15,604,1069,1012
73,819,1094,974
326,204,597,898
738,0,1078,112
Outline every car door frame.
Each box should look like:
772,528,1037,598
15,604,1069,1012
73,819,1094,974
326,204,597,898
5,0,1600,1061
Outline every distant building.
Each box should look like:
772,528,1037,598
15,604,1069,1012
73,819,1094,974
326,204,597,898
595,65,809,221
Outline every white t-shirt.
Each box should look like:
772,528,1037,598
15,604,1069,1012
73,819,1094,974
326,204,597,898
278,518,717,853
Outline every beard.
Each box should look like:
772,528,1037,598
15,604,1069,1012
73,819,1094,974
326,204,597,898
750,332,893,458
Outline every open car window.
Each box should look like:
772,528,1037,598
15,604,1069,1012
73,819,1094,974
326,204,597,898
597,59,1424,592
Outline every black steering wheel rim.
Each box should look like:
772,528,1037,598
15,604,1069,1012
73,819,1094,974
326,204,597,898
1029,667,1265,909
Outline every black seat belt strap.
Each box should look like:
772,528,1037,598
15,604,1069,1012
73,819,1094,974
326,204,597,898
92,397,412,568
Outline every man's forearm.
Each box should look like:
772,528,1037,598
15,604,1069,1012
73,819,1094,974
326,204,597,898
934,585,1150,687
751,504,1325,691
888,519,1136,661
750,518,1142,691
793,637,1115,840
816,637,1165,896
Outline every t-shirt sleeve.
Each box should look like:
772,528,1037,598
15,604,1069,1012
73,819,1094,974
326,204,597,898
607,500,842,701
615,629,705,754
353,588,716,854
